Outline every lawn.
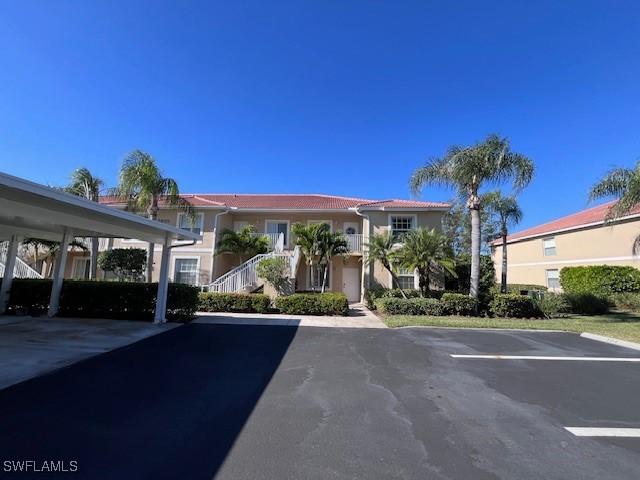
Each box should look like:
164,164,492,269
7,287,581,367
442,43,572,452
383,312,640,344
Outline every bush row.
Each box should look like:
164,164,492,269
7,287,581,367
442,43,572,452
375,293,477,316
198,292,350,316
560,265,640,297
2,279,198,321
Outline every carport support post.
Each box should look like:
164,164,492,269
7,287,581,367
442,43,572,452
47,228,72,317
154,236,171,324
0,234,23,314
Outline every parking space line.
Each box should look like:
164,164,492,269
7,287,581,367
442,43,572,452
565,427,640,437
450,354,640,362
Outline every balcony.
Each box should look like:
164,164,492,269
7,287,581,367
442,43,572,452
344,233,363,253
249,232,281,251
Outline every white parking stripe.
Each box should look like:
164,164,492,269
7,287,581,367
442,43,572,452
565,427,640,437
450,355,640,362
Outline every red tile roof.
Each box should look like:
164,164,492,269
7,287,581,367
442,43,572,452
494,200,640,245
100,193,449,211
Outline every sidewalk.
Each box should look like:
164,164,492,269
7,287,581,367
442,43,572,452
194,303,386,329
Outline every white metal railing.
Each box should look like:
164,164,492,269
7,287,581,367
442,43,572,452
0,242,43,279
273,232,284,253
208,252,289,293
249,232,280,251
290,245,302,277
345,234,363,253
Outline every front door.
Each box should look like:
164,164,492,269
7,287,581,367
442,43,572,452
342,267,360,302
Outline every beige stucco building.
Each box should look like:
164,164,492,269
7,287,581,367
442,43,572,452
64,194,449,302
491,201,640,290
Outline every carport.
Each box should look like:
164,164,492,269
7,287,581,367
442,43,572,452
0,172,201,322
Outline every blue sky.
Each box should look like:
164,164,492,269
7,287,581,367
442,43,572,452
1,1,639,231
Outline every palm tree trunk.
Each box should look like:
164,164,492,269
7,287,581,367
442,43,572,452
384,262,408,299
321,264,328,293
90,237,99,280
146,202,158,283
469,205,481,298
501,230,508,294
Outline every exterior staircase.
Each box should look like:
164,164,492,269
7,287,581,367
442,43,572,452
0,242,43,279
207,234,303,294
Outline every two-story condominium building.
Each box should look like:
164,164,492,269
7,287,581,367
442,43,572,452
490,201,640,291
66,194,449,302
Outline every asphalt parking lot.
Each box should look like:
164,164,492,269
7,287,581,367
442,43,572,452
0,324,638,479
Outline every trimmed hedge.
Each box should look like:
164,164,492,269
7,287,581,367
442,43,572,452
560,265,640,297
563,293,609,315
489,294,539,318
198,292,271,313
375,297,446,316
1,279,198,321
441,293,477,316
274,293,349,316
610,292,640,312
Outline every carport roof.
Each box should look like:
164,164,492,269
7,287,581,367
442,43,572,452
0,172,201,243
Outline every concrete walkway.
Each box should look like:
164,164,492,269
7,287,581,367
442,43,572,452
0,316,176,390
194,303,386,329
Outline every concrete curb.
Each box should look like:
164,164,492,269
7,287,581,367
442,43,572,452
580,332,640,352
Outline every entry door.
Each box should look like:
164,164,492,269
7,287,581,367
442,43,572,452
342,267,360,302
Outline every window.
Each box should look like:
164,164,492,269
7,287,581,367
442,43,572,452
266,220,289,246
396,268,416,290
72,257,91,280
178,213,203,236
546,269,560,289
543,237,556,256
309,264,331,290
174,258,199,285
390,215,415,240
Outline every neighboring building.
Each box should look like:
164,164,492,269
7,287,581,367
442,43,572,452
490,201,640,291
65,194,449,302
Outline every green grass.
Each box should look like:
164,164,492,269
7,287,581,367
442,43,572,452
383,312,640,343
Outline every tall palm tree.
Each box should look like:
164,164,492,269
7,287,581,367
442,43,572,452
484,191,523,293
410,134,534,298
317,230,350,293
23,238,88,278
216,225,270,264
395,228,456,297
364,232,407,298
292,222,327,292
112,150,193,282
590,162,640,219
65,167,104,279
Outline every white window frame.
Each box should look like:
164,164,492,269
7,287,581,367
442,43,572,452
177,212,204,238
542,237,556,256
308,262,332,290
72,256,91,280
265,219,290,247
388,214,417,240
171,256,201,286
545,269,560,290
390,267,418,290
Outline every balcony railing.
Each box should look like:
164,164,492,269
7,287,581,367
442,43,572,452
344,233,363,253
249,232,281,251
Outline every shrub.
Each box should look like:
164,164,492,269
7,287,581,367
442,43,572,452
375,297,446,316
2,279,198,321
533,292,572,318
198,292,271,313
274,293,349,315
256,257,291,295
609,292,640,312
560,265,640,297
364,288,427,309
97,248,147,281
441,293,477,316
564,293,609,315
490,294,539,318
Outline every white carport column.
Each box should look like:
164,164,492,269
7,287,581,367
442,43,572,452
154,235,171,324
47,228,72,317
0,234,23,314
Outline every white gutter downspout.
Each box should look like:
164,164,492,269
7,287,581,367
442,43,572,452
208,207,230,286
354,207,370,302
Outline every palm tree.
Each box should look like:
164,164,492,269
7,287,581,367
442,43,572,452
216,225,270,264
22,238,88,278
410,134,534,298
65,167,104,279
364,232,407,298
292,222,327,292
395,228,456,297
112,150,193,282
317,230,350,293
590,162,640,220
484,191,523,293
